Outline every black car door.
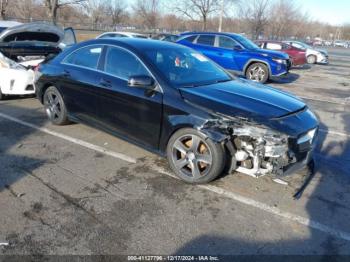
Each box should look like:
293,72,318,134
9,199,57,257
96,45,163,149
59,45,103,122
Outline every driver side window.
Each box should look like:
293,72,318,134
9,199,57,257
104,46,150,80
218,36,239,49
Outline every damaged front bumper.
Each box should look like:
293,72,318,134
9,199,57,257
201,115,318,179
231,127,317,178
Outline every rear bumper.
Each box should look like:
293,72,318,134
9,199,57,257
0,69,35,95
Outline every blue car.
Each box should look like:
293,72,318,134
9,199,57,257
177,32,290,83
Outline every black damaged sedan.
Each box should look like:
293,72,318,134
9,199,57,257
35,38,318,184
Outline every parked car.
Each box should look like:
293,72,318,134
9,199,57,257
283,40,328,64
177,32,290,84
324,40,332,47
334,40,349,48
0,22,76,100
96,31,149,39
152,33,179,42
35,38,318,184
0,52,35,100
255,40,306,66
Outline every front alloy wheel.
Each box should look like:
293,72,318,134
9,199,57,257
307,55,317,64
167,128,225,184
43,86,69,125
246,63,269,83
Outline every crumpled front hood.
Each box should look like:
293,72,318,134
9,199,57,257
0,22,64,45
180,78,306,120
252,48,289,59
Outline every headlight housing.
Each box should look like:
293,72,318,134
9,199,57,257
272,58,287,65
297,128,317,145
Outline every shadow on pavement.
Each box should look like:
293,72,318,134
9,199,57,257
270,72,300,84
174,115,350,256
0,103,47,192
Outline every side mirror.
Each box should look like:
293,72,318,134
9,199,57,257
233,45,243,51
128,75,155,89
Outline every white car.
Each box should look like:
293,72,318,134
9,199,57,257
0,22,76,100
0,53,37,100
334,41,349,48
283,41,328,64
96,31,149,39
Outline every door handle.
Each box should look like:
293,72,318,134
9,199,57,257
217,52,224,56
100,79,112,88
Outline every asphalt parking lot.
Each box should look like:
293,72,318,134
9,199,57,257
0,47,350,257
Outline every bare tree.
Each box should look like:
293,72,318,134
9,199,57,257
107,0,127,26
240,0,270,39
133,0,159,30
44,0,86,24
86,0,109,29
10,0,37,21
172,0,220,30
0,0,9,20
267,0,301,39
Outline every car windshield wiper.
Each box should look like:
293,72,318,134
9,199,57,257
180,78,231,88
215,78,232,84
180,83,200,88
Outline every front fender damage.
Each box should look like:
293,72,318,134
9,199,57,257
197,116,297,178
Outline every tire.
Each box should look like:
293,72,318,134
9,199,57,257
245,62,269,83
166,128,226,184
0,88,3,100
43,86,70,125
307,55,317,64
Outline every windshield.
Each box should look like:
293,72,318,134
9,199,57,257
144,47,232,87
234,35,259,49
293,41,310,50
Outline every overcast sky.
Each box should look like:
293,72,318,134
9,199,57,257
129,0,350,26
295,0,350,25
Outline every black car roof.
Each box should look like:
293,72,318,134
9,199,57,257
78,38,184,51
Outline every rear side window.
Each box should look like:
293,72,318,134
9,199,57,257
196,35,215,46
104,46,150,80
266,42,282,50
282,43,291,49
218,36,239,49
64,45,102,69
182,35,197,43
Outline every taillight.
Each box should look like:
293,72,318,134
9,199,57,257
34,64,41,72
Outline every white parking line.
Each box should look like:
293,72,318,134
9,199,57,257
0,112,137,164
154,168,350,242
1,112,350,242
319,129,350,138
299,96,347,105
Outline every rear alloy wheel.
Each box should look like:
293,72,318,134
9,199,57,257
245,63,269,83
307,55,317,64
167,128,225,184
43,86,69,125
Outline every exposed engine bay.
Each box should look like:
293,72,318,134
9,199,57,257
231,125,293,177
200,115,316,178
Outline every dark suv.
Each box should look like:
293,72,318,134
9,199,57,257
177,32,290,83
